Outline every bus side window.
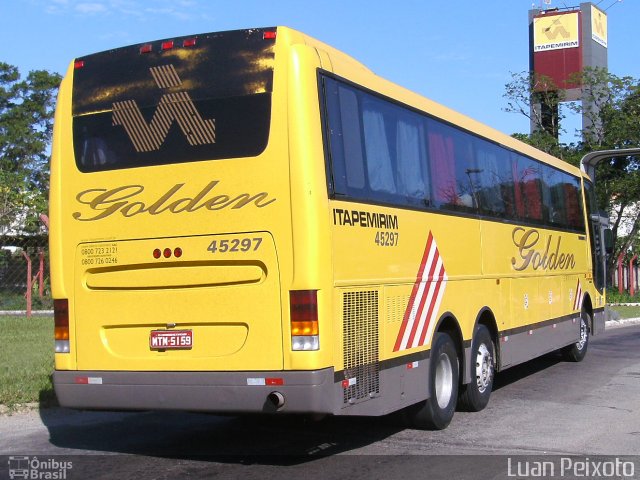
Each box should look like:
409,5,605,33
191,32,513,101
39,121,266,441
513,154,543,223
564,176,585,230
395,113,429,205
426,120,458,209
426,119,477,213
542,165,568,227
362,98,397,195
323,78,366,196
474,140,508,217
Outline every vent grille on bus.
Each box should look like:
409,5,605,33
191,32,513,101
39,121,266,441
386,295,410,325
342,290,379,404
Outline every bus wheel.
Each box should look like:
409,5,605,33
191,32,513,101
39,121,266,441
562,311,590,362
404,332,459,430
457,324,494,412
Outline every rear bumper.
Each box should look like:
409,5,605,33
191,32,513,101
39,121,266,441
54,368,337,414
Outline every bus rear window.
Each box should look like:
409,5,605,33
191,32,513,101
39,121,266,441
72,28,275,172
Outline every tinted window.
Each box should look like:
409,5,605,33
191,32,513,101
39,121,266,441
472,138,512,217
512,154,544,222
321,74,585,233
324,77,429,207
72,28,275,172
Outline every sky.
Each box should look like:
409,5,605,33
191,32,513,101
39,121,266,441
1,0,639,141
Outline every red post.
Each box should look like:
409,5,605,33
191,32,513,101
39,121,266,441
22,251,32,318
39,213,49,230
38,249,45,298
618,253,625,294
631,255,638,297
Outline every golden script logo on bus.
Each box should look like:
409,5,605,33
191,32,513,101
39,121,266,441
511,227,576,271
72,180,276,221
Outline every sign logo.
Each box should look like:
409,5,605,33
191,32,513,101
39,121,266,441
394,232,447,352
591,5,607,48
511,227,576,271
533,12,580,52
72,181,276,221
7,456,72,479
112,64,216,152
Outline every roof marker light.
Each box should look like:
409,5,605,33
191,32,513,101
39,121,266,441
263,31,277,40
140,44,153,54
183,38,197,47
74,60,85,70
161,40,174,51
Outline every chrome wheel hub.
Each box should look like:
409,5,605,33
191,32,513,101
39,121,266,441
576,317,588,350
475,343,493,393
435,352,453,409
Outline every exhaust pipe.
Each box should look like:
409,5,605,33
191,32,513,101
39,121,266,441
267,391,285,410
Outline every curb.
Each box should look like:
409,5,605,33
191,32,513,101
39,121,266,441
605,317,640,329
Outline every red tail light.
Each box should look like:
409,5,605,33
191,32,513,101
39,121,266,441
290,290,317,322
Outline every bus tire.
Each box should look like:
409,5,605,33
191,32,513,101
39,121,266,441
457,324,494,412
404,332,459,430
562,310,590,362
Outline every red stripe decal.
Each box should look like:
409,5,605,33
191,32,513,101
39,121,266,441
394,232,447,352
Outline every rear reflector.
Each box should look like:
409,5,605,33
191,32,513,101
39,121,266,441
75,376,103,385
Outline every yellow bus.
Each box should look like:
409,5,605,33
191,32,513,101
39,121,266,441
50,26,608,429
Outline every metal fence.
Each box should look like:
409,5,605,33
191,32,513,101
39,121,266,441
0,234,51,314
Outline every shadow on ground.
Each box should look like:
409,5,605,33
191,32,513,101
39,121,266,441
35,351,572,466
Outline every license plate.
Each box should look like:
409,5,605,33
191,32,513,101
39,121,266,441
149,330,193,350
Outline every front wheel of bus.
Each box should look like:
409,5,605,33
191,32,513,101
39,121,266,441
562,310,590,362
404,332,459,430
457,324,494,412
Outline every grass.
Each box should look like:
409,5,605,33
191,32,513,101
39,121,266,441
609,305,640,320
0,315,55,409
606,289,640,305
0,290,53,311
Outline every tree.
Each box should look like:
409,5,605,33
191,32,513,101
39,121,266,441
503,71,567,158
570,68,640,273
0,62,61,235
503,67,640,279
